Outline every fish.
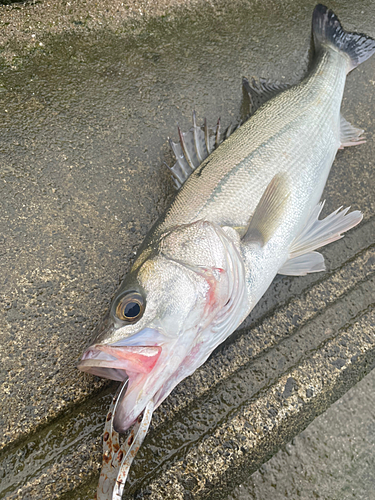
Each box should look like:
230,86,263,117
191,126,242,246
77,4,375,498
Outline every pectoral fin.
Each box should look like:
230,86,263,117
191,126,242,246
242,173,290,246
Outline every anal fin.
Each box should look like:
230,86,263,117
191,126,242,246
340,114,365,148
278,201,363,276
278,251,325,276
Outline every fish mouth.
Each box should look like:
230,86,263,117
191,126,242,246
78,342,164,432
77,344,162,382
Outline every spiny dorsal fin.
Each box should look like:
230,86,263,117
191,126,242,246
242,77,291,116
242,173,290,246
167,112,238,190
167,77,291,190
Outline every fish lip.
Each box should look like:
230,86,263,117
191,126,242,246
77,342,163,381
78,338,165,432
77,345,127,381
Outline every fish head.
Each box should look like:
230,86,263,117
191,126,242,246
78,220,245,432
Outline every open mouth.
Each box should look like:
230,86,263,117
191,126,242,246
77,344,162,382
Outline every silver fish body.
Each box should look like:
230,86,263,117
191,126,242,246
78,5,374,497
157,50,344,235
152,46,348,304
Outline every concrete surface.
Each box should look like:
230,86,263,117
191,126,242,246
228,366,375,500
0,0,374,499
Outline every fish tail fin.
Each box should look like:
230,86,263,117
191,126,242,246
312,4,375,73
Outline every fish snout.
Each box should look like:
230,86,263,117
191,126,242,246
77,344,162,382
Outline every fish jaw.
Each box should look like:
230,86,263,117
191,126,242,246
78,327,197,432
77,344,162,381
111,335,196,433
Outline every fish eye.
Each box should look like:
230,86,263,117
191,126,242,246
115,292,145,323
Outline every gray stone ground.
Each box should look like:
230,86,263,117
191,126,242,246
229,367,375,500
0,0,374,499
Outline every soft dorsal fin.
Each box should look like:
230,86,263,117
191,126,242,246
242,173,290,246
278,201,363,276
242,77,291,116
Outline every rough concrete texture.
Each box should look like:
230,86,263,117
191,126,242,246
229,366,375,500
0,0,205,64
0,0,374,499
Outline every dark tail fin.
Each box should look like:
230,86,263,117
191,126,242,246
312,4,375,73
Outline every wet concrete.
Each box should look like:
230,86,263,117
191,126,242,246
0,0,374,499
228,366,375,500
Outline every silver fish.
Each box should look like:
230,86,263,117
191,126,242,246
78,4,375,498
